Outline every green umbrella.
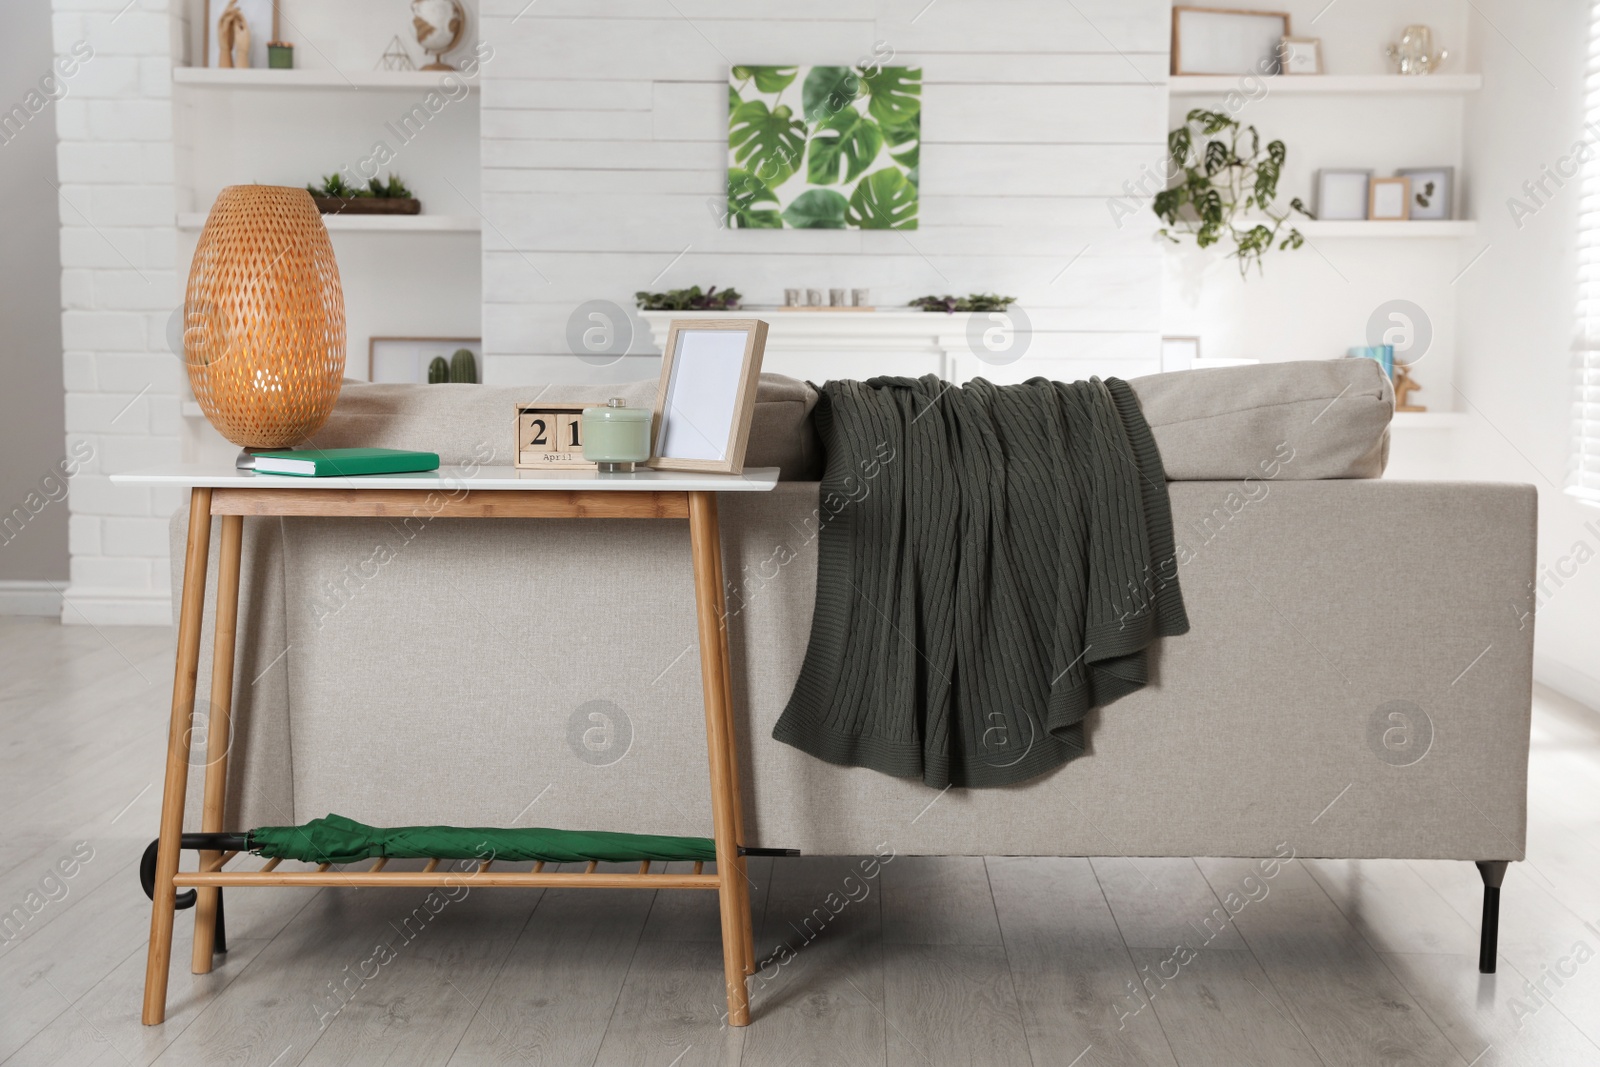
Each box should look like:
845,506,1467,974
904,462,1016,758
246,813,718,865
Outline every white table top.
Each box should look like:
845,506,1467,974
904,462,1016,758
110,465,781,492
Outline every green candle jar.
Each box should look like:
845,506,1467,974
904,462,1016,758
582,398,652,473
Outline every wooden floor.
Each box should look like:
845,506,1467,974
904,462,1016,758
2,617,1598,1066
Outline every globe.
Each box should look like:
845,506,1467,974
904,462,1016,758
411,0,465,70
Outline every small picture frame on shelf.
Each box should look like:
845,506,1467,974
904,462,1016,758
1279,36,1323,75
649,319,768,474
1172,7,1292,76
1369,176,1412,221
368,337,481,384
1161,336,1201,373
204,0,280,69
1397,167,1454,220
1315,170,1372,220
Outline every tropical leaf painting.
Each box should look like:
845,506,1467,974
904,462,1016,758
728,64,920,230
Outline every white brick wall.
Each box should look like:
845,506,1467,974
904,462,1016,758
51,0,181,625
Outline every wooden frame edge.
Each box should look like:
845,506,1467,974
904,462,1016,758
1278,35,1324,76
1368,175,1412,221
1171,6,1294,77
647,318,768,476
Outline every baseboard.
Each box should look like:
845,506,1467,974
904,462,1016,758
1534,656,1600,714
58,586,171,626
0,580,65,616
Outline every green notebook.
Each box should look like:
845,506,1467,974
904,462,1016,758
251,447,440,477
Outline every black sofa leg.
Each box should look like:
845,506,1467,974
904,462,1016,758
1476,860,1509,974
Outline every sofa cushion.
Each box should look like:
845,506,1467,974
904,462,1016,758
1128,358,1392,479
310,372,822,479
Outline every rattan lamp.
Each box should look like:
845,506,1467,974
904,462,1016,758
184,185,346,468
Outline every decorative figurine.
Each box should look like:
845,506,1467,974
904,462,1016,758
377,35,416,72
216,0,251,69
1386,25,1448,76
411,0,466,71
1394,363,1426,412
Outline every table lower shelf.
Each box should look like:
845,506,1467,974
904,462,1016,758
174,855,720,890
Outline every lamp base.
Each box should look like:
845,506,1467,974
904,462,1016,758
235,448,269,471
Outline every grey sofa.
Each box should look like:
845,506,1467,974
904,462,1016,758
170,359,1534,964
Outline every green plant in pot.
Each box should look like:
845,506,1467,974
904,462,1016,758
634,286,742,311
908,293,1016,313
1153,109,1310,278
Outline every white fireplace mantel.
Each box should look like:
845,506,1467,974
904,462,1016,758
640,309,1008,384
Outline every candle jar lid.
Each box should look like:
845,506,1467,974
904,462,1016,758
583,397,651,422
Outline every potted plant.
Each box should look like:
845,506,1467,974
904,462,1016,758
306,173,422,216
1153,110,1310,278
634,285,743,311
908,293,1017,313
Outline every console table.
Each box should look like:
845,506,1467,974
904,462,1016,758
111,465,780,1027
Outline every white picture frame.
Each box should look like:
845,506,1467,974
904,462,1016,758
367,336,482,384
1279,36,1323,75
204,0,279,69
1172,7,1292,76
1397,167,1454,220
1369,176,1412,221
1316,169,1372,221
649,319,768,474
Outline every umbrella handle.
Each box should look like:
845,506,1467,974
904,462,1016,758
139,832,253,909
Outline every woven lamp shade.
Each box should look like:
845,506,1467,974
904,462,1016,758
185,185,346,450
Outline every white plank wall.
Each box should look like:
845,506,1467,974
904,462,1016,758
477,0,1171,383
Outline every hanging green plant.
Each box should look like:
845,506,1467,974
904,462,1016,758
1153,109,1311,278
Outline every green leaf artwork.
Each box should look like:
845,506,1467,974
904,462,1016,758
727,168,782,228
728,63,920,230
807,109,885,186
782,189,849,229
847,167,917,229
801,66,861,123
729,100,806,187
859,66,920,128
732,65,798,94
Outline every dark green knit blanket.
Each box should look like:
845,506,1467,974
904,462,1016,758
772,375,1189,788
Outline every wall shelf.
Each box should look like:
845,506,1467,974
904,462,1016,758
177,212,481,233
1296,220,1477,238
1169,74,1482,96
173,67,479,91
1393,412,1468,429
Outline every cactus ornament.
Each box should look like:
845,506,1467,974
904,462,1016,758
427,356,450,384
449,348,478,383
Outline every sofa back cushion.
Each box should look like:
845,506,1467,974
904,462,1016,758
312,372,822,479
311,359,1389,483
1130,358,1392,479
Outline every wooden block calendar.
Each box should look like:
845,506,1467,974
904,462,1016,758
515,403,598,470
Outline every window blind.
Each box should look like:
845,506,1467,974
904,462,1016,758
1572,2,1600,502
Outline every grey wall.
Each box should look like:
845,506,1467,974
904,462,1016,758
0,0,68,583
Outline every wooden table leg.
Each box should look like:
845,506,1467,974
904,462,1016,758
143,488,213,1025
191,513,243,973
707,502,756,977
689,491,753,1026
